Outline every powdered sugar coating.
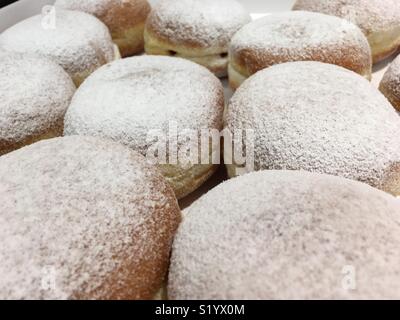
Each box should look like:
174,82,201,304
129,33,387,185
0,136,181,299
146,0,251,50
54,0,151,33
380,54,400,103
55,0,117,15
169,170,400,299
0,52,75,154
225,62,400,192
0,9,116,81
64,56,223,150
293,0,400,35
229,11,371,75
64,56,224,197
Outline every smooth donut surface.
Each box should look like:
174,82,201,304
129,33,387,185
0,52,75,156
169,170,400,299
0,136,181,300
64,56,224,199
225,61,400,196
144,0,251,77
55,0,151,57
0,9,118,86
293,0,400,63
228,11,372,89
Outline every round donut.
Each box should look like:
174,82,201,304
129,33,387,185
54,0,151,57
168,170,400,299
144,0,251,77
0,52,75,156
293,0,400,63
0,136,181,300
228,11,372,89
224,61,400,196
0,9,119,86
379,54,400,111
64,56,224,199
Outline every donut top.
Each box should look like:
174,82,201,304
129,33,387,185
0,9,116,76
0,136,180,299
55,0,120,15
64,56,224,156
169,170,400,299
230,11,370,70
293,0,400,35
55,0,151,32
225,61,400,189
146,0,251,49
0,53,75,148
380,54,400,98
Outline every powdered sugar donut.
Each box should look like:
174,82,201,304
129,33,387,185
64,56,224,199
0,9,119,86
169,170,400,299
380,54,400,111
144,0,251,77
55,0,151,57
293,0,400,63
228,11,372,89
0,136,181,299
0,52,75,156
225,61,400,196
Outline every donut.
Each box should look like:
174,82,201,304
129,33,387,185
64,56,224,199
228,11,372,89
293,0,400,63
379,54,400,111
144,0,251,77
0,136,181,300
0,52,75,156
168,170,400,299
224,61,400,196
0,9,119,86
54,0,151,57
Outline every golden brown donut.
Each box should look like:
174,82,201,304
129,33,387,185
0,9,119,86
225,61,400,197
144,0,251,77
379,54,400,111
169,170,400,299
0,52,75,156
64,56,224,199
55,0,151,57
293,0,400,63
0,136,181,300
228,11,372,90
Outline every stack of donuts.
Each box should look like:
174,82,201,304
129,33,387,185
1,0,400,300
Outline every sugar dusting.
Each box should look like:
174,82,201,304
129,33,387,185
0,136,180,299
147,0,251,49
0,9,116,77
55,0,114,16
0,52,75,148
64,56,224,156
380,54,400,99
225,61,400,189
293,0,400,35
230,11,371,72
169,170,400,299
